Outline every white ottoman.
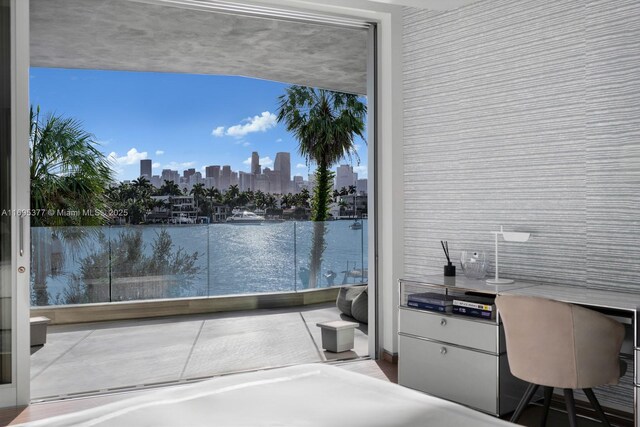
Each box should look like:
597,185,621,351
316,320,359,353
30,316,51,347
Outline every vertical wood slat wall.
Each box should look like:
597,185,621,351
402,0,640,293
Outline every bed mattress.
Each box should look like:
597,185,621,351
21,363,514,426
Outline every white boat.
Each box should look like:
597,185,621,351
171,214,195,224
349,220,362,230
226,211,265,224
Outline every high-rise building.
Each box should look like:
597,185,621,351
356,178,368,194
238,171,254,192
251,152,261,175
150,175,161,188
161,169,173,182
205,166,217,179
274,152,291,194
263,168,282,194
220,165,231,191
206,165,221,188
140,159,152,178
190,171,203,184
254,174,270,193
335,165,357,191
293,175,304,193
161,169,180,184
183,168,196,180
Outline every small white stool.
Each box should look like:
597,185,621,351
316,320,359,353
30,316,51,347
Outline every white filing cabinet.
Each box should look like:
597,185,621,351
398,278,532,417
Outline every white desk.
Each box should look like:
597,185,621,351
398,276,640,424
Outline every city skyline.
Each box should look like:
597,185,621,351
137,150,367,195
29,68,368,182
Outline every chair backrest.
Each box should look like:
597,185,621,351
495,294,625,389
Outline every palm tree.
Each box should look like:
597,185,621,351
159,180,181,196
30,106,115,305
338,198,348,216
277,86,366,287
265,194,278,210
190,183,206,211
206,187,222,204
280,193,292,209
277,87,366,220
296,188,311,209
30,106,114,226
132,176,153,193
254,190,267,210
224,184,241,208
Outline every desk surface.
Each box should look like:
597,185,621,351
401,275,538,295
502,283,640,312
401,275,640,312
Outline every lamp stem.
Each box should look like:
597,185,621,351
494,231,499,282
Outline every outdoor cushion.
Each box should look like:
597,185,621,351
350,288,368,324
336,285,367,318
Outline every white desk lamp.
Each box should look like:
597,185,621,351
486,226,530,285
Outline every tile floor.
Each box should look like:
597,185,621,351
31,302,368,400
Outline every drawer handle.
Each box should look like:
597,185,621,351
440,319,447,326
440,347,447,355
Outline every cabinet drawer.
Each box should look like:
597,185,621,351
399,308,500,353
399,335,498,414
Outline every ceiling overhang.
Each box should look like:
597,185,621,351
30,0,369,94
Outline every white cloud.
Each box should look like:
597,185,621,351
242,142,251,147
226,111,277,138
155,150,164,156
296,163,306,169
353,165,368,179
261,157,273,168
212,126,225,137
152,162,160,168
242,156,273,168
276,138,283,143
108,148,147,166
162,161,196,170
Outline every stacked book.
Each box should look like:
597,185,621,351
406,292,454,313
452,295,496,320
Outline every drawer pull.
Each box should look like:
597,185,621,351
440,347,447,355
440,319,447,326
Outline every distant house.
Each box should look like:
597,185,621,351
149,195,198,223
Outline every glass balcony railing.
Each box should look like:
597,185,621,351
30,220,368,306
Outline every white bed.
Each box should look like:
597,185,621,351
21,364,514,426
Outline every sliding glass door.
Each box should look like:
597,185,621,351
0,0,30,407
0,0,12,392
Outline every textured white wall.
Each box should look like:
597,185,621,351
403,0,640,292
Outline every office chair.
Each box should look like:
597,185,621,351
495,294,625,427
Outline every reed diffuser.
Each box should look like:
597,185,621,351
441,240,456,276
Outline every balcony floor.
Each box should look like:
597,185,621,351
30,302,368,400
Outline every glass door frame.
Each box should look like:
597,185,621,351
0,0,30,408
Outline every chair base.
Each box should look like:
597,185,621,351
511,384,613,427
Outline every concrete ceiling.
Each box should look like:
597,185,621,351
30,0,369,94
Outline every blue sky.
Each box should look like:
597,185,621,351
29,68,368,183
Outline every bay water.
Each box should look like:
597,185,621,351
32,220,368,304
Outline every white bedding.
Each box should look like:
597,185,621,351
22,364,514,426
